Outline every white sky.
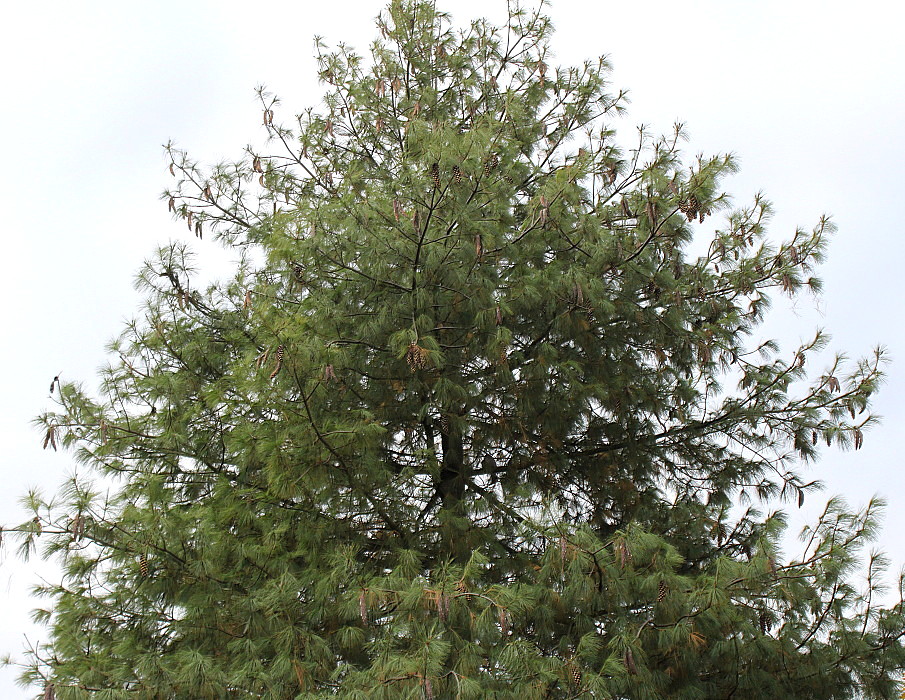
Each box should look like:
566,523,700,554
2,0,904,695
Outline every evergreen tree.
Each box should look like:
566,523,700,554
10,1,905,697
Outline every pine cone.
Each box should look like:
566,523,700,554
623,648,638,675
498,607,509,636
139,552,149,578
572,282,583,305
430,162,441,188
359,590,368,626
657,580,668,603
405,342,427,371
615,539,632,569
269,345,284,379
451,164,462,183
70,514,85,542
679,194,700,222
569,662,582,687
438,592,450,622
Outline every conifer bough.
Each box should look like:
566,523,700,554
13,1,905,697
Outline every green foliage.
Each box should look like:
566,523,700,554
9,1,905,697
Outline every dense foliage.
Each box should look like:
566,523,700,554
11,1,905,697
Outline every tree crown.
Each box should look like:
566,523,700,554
10,2,905,698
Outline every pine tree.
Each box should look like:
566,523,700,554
10,2,905,697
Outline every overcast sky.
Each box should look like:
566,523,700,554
2,0,904,695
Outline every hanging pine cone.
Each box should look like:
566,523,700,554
657,580,669,603
615,539,632,569
572,282,584,305
498,607,509,635
270,345,284,379
623,648,638,675
70,514,85,542
359,590,368,627
139,552,149,578
430,162,441,188
405,342,427,371
569,663,582,688
438,592,450,622
451,164,462,183
679,194,700,222
759,610,770,635
645,200,656,226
